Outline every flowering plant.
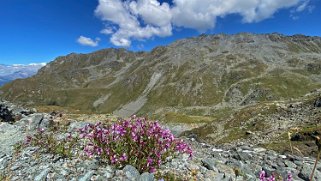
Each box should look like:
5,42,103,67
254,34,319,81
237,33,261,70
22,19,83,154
25,128,79,158
259,170,292,181
79,116,192,173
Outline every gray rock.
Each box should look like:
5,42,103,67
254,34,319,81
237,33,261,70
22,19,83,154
123,165,140,180
187,163,200,171
237,151,252,161
34,167,50,181
0,123,24,155
285,160,297,169
29,114,44,130
39,118,52,130
253,148,266,153
79,170,94,181
314,98,321,107
102,165,114,179
212,173,225,181
298,163,321,181
10,165,20,171
68,122,89,132
216,163,236,180
202,158,217,170
138,172,154,181
262,165,276,177
0,155,10,170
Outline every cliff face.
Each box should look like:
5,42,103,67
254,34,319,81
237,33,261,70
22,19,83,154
1,33,321,117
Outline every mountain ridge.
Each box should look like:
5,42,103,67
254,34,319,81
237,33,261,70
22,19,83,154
1,33,321,118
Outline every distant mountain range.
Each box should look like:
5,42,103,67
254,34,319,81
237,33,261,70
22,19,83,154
1,33,321,118
0,63,46,86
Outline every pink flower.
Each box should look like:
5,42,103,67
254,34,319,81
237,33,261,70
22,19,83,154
25,135,32,144
287,172,292,181
120,153,127,161
78,117,193,172
259,170,266,180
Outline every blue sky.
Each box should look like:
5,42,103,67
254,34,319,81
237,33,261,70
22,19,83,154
0,0,320,65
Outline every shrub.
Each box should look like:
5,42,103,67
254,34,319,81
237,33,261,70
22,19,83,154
79,116,193,173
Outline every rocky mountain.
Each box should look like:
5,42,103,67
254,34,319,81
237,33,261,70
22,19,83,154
0,63,46,86
1,33,321,119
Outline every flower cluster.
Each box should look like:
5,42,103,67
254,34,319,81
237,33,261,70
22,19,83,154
259,170,292,181
79,116,192,173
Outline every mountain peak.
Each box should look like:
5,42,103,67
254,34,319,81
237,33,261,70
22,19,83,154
1,33,321,116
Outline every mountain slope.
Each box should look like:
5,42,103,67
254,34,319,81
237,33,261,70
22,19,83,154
1,33,321,117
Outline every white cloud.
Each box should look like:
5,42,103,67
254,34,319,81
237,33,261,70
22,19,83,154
290,0,313,20
28,63,47,66
95,0,311,46
77,36,100,47
11,63,47,67
100,28,114,35
296,0,310,12
95,0,172,46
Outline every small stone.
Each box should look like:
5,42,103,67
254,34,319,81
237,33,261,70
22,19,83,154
216,163,236,180
138,172,154,181
202,158,217,170
10,165,20,171
299,163,321,181
102,165,114,178
34,168,50,181
115,170,124,176
204,170,217,179
123,165,140,180
28,114,44,130
0,156,10,170
68,122,89,132
253,148,266,153
187,163,199,171
79,170,94,181
314,98,321,107
284,160,297,169
213,173,225,180
103,171,113,179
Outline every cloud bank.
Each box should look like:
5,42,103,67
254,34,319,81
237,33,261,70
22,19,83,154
77,36,100,47
95,0,311,47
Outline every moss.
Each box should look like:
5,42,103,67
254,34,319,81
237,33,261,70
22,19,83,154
187,123,218,139
287,42,303,53
163,112,213,124
217,127,247,144
238,70,320,101
263,125,321,156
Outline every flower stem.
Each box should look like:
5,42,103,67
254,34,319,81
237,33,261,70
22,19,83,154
310,150,321,181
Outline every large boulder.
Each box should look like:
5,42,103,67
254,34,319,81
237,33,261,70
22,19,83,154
18,113,53,131
0,101,33,123
0,122,24,155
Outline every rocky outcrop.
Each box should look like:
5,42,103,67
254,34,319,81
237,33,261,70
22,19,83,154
0,101,53,130
0,101,53,156
1,121,320,180
0,101,33,123
0,102,321,180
